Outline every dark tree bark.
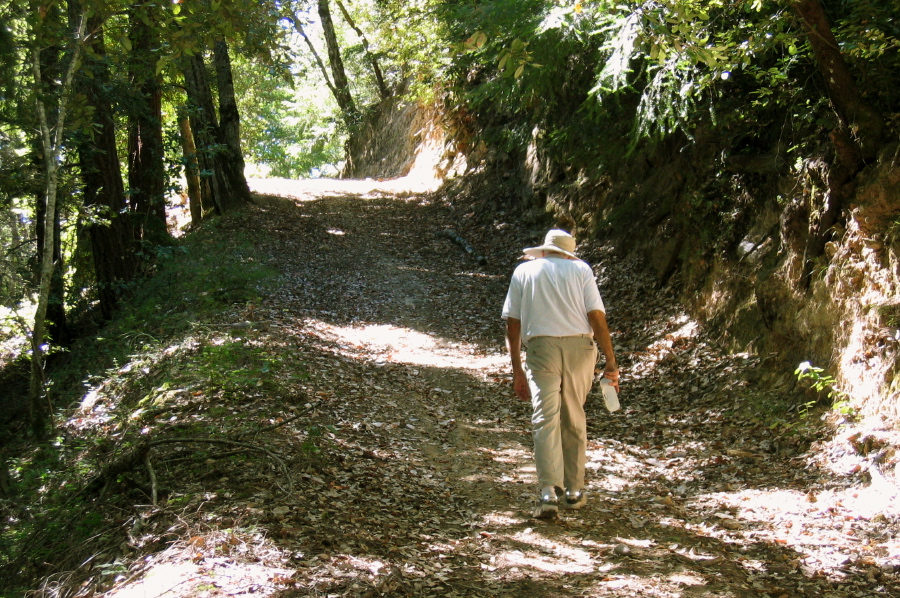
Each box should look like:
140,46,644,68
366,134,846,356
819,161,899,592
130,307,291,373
0,21,14,100
127,4,168,245
0,448,11,497
791,0,883,160
181,51,251,214
213,39,247,177
335,0,388,99
318,0,358,124
69,3,138,319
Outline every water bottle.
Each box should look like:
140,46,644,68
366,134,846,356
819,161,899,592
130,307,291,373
599,377,620,412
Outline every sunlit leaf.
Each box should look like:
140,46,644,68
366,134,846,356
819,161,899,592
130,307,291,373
465,31,487,51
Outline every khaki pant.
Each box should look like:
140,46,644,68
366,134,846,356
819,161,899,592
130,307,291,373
525,335,597,492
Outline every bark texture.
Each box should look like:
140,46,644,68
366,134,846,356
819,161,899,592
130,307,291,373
293,20,339,101
32,4,69,345
69,5,138,320
791,0,883,159
181,52,251,214
213,39,246,177
318,0,358,124
29,5,86,436
335,0,388,99
34,191,69,343
127,5,168,245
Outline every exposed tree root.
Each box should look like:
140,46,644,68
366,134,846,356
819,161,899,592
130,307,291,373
85,436,293,504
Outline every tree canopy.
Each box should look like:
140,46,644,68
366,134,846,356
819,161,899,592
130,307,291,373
0,0,897,435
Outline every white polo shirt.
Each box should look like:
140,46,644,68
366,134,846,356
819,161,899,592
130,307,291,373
501,256,605,343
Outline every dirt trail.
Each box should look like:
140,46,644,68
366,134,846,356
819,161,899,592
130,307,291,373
109,178,899,598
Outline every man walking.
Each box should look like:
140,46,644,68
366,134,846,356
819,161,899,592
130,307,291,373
502,229,619,519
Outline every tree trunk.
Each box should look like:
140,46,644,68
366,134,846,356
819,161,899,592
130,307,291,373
318,0,358,124
69,5,138,319
34,191,69,344
31,4,69,345
177,110,204,224
127,4,168,245
29,12,86,438
335,0,388,99
790,0,884,286
181,52,251,214
8,210,20,246
213,39,247,177
791,0,883,160
0,448,11,497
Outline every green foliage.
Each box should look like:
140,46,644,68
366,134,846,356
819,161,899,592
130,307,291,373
584,1,799,141
114,223,276,340
496,38,541,79
795,361,842,399
300,424,337,455
794,361,856,421
828,0,900,116
232,55,345,177
430,0,898,174
49,212,278,419
0,441,109,589
0,206,287,589
367,0,454,96
878,304,900,329
161,0,288,62
194,339,279,393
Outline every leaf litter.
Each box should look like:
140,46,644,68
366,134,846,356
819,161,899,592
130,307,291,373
28,178,900,597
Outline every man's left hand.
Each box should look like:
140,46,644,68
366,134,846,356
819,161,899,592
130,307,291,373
513,370,531,401
604,368,620,392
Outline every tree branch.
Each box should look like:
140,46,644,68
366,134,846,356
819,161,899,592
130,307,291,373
291,18,339,100
144,451,158,505
335,0,389,99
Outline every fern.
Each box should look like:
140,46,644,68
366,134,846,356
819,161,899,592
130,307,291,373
635,55,705,141
591,10,643,96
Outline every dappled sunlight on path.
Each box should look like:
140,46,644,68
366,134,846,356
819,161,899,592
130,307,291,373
304,319,509,371
86,179,900,598
248,173,442,202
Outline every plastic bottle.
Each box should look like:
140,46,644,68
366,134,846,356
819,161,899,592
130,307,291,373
599,377,620,413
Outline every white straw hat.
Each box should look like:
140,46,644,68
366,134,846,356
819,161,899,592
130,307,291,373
523,229,577,258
